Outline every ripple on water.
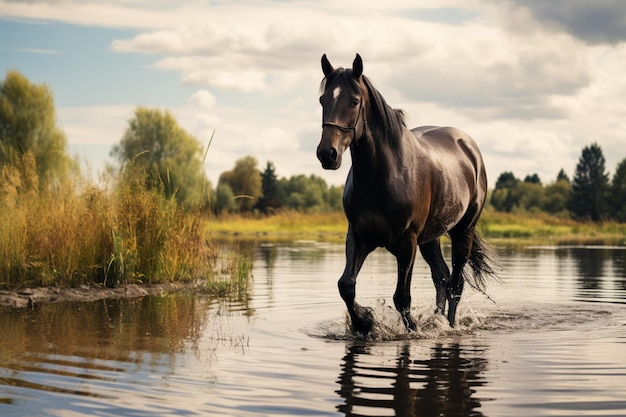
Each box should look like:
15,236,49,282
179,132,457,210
307,299,619,342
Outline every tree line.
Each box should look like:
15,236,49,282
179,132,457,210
2,70,625,221
491,143,626,222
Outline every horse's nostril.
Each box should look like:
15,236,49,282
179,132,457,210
329,148,338,162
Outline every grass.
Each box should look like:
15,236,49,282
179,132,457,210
208,208,626,246
0,155,252,294
479,209,626,246
207,210,348,242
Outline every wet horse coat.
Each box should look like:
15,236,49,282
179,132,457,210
317,54,496,333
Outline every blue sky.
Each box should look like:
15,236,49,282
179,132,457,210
1,0,626,186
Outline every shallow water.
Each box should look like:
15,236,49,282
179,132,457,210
1,242,625,416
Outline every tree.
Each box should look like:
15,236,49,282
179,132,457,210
0,70,72,186
517,181,545,213
609,157,626,222
257,161,280,213
218,156,262,211
568,143,609,221
491,172,519,212
494,171,518,189
110,107,212,209
556,168,570,183
277,174,333,211
214,183,238,213
524,173,541,184
328,184,344,211
543,174,571,215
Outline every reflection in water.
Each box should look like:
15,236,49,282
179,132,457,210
337,342,488,417
1,242,626,416
553,246,626,302
0,292,251,411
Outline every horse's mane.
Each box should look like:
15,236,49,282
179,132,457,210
361,75,406,145
320,68,406,145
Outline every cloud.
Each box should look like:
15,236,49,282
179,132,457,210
0,46,60,54
507,0,626,45
4,0,626,188
189,90,217,110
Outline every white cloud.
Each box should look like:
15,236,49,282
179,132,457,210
4,0,626,187
189,90,217,110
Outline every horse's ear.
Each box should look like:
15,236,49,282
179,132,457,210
321,54,334,77
352,53,363,78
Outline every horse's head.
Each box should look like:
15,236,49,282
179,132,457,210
317,53,366,170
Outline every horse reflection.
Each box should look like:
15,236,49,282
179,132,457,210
336,342,487,417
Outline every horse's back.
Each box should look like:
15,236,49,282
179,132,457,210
411,125,484,171
411,125,476,147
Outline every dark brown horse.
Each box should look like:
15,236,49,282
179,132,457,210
317,54,497,334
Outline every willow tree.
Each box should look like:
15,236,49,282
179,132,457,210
0,70,72,188
111,107,212,209
218,156,262,211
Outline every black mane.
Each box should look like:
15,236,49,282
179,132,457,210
361,75,406,145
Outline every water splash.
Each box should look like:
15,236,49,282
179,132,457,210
307,300,491,342
308,299,617,342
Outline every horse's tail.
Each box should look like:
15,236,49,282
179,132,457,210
466,231,500,291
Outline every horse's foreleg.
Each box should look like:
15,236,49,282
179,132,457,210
393,236,418,332
447,229,475,326
419,239,450,316
339,228,374,334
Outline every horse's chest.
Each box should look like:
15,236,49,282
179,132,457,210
345,199,409,247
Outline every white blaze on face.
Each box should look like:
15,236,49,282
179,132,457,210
332,86,342,104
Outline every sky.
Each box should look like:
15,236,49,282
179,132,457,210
1,0,625,187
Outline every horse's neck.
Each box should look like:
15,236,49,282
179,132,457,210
350,130,408,181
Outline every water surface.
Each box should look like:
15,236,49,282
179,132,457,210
1,242,625,416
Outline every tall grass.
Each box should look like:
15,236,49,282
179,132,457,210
0,155,250,291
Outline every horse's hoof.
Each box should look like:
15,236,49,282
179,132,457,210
351,304,375,335
401,312,417,332
406,319,417,332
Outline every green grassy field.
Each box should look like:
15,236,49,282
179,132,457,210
208,209,626,246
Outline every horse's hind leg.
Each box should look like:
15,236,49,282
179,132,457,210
419,239,450,316
339,227,374,334
447,229,475,326
393,236,418,332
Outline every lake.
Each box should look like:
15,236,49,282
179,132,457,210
1,241,625,416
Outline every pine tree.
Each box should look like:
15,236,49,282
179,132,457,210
568,143,609,221
609,157,626,222
257,161,280,212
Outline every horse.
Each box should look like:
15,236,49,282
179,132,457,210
316,53,497,334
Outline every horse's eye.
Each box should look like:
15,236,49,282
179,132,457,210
352,99,360,107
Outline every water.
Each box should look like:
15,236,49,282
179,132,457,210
1,242,625,416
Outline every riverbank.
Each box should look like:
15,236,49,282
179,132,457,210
2,210,624,307
0,282,197,309
207,210,626,246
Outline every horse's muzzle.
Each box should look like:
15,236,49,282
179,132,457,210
317,145,341,170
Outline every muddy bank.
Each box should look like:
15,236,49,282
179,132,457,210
0,282,195,309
